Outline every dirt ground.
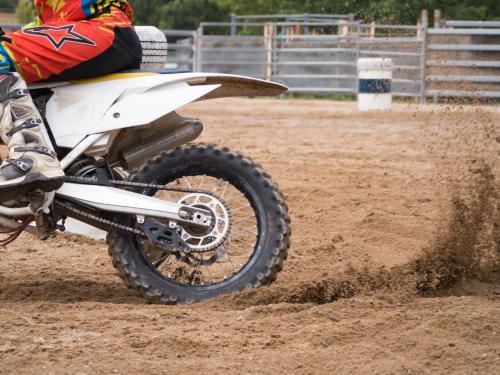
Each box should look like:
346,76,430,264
0,98,498,374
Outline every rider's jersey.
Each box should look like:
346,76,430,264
33,0,133,23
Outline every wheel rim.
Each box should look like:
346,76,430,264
136,171,264,288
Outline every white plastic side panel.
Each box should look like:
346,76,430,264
46,74,188,148
99,82,219,134
46,73,287,149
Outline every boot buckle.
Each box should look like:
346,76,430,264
14,159,31,172
0,89,29,103
13,146,57,158
5,118,42,137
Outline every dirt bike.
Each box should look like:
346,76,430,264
0,28,291,304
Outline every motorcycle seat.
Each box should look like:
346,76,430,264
28,69,190,89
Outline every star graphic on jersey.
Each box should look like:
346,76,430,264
22,24,96,50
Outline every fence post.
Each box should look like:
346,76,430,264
272,23,279,82
432,10,441,103
339,20,349,36
434,9,442,28
230,13,237,36
355,21,362,98
264,23,275,81
367,22,376,38
419,10,428,104
194,25,203,72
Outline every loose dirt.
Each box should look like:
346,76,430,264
0,99,498,374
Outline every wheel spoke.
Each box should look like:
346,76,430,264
191,258,204,286
140,174,259,288
153,253,171,268
231,204,252,213
232,237,256,249
182,177,192,189
233,214,256,224
219,181,229,198
198,175,207,189
223,250,237,274
233,227,258,236
201,253,215,284
217,256,228,280
224,194,241,203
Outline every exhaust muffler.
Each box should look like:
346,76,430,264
122,118,203,170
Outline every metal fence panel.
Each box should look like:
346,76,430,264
194,20,500,101
196,21,426,98
426,27,500,100
160,29,196,71
1,19,498,101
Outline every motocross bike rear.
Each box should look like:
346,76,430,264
0,28,291,303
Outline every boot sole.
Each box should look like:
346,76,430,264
0,174,65,204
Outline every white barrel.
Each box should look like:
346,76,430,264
357,58,393,111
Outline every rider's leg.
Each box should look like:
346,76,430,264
0,72,64,195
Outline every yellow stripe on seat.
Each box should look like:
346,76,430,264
70,72,158,84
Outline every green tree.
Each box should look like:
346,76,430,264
128,0,168,26
218,0,500,23
106,0,500,27
15,0,34,23
0,0,16,9
158,0,229,29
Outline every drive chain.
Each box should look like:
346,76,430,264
64,175,217,196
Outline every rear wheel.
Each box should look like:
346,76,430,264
107,144,290,304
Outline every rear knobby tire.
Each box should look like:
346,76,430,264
107,144,291,304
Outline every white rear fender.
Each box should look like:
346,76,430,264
186,75,288,99
47,73,287,148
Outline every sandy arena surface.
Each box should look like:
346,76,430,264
0,98,499,374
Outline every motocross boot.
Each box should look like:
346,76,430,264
0,73,64,200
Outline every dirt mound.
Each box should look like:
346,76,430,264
222,105,500,308
413,105,499,290
413,163,499,292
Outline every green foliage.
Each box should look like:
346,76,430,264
219,0,499,24
15,0,34,23
136,0,499,28
128,0,166,26
0,0,16,9
13,0,500,29
159,0,228,29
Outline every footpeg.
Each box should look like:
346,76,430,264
28,190,55,214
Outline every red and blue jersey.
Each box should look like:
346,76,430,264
34,0,133,23
0,0,139,83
